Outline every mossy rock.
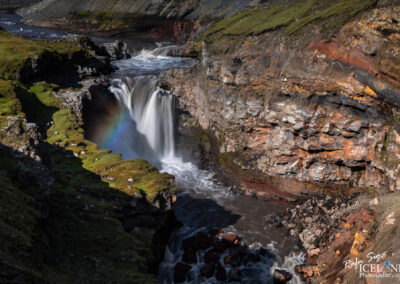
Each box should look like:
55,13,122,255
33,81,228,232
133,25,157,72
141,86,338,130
0,30,82,80
203,0,377,53
0,31,176,283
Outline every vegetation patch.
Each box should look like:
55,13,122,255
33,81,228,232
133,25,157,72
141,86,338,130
0,30,175,283
0,30,82,80
72,11,140,31
204,0,377,39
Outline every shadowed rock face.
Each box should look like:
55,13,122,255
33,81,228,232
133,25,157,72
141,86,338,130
162,5,400,196
18,0,255,20
0,31,178,283
0,0,40,10
16,0,255,41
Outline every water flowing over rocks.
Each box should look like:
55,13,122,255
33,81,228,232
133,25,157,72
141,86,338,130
172,230,277,283
5,1,400,283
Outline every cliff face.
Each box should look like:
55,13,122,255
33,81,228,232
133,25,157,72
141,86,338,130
0,0,40,11
0,31,177,283
162,2,400,197
17,0,256,41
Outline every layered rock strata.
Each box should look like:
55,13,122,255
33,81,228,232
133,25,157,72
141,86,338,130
163,6,400,196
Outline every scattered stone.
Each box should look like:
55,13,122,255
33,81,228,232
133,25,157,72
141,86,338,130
386,212,395,225
222,233,238,244
302,267,314,277
295,264,306,275
103,40,131,61
370,197,379,205
200,263,215,278
224,255,232,265
350,231,368,256
307,248,320,257
171,195,177,203
204,251,219,264
183,232,213,251
215,262,227,281
273,269,293,283
228,267,241,282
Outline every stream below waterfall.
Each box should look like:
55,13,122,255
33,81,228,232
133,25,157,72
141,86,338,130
0,12,304,283
101,46,304,283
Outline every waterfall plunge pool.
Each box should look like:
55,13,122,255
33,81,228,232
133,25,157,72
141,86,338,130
86,44,305,284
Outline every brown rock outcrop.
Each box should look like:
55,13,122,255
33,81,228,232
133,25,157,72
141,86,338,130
163,6,400,196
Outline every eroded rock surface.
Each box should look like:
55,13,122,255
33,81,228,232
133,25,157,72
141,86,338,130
163,5,400,196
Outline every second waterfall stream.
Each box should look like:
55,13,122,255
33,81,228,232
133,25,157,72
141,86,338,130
98,44,304,283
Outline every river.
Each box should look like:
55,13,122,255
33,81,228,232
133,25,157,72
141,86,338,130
1,13,304,284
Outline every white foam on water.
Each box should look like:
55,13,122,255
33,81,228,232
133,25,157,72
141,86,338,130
108,44,305,283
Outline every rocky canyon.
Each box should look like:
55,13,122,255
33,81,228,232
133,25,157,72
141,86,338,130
1,0,400,283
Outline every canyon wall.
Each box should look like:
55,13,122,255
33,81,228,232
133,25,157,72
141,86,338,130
17,0,256,41
19,0,400,195
163,3,400,196
0,0,40,10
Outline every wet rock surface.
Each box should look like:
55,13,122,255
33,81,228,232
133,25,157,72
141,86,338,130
172,230,279,283
273,269,292,283
103,40,131,61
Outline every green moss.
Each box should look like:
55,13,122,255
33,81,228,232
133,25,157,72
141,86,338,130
361,187,376,195
377,128,400,170
0,79,21,116
200,133,210,142
204,8,261,37
0,31,176,282
204,0,377,41
0,147,48,283
0,30,82,80
71,10,140,31
218,152,253,181
285,0,377,35
78,11,93,17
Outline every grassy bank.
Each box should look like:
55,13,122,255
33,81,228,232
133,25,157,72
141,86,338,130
203,0,377,53
0,30,176,283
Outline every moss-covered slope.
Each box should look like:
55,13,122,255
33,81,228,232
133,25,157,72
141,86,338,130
202,0,377,54
0,30,176,283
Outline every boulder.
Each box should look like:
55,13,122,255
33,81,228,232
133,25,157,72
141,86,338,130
182,248,197,264
182,232,213,251
215,262,227,281
200,263,215,278
104,40,131,61
204,251,219,264
174,262,191,283
273,269,293,283
228,267,241,282
222,233,238,245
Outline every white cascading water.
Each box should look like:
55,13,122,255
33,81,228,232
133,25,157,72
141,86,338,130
110,76,176,159
108,46,304,284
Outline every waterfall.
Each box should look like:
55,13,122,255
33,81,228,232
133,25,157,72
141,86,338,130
110,76,176,160
105,46,303,284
